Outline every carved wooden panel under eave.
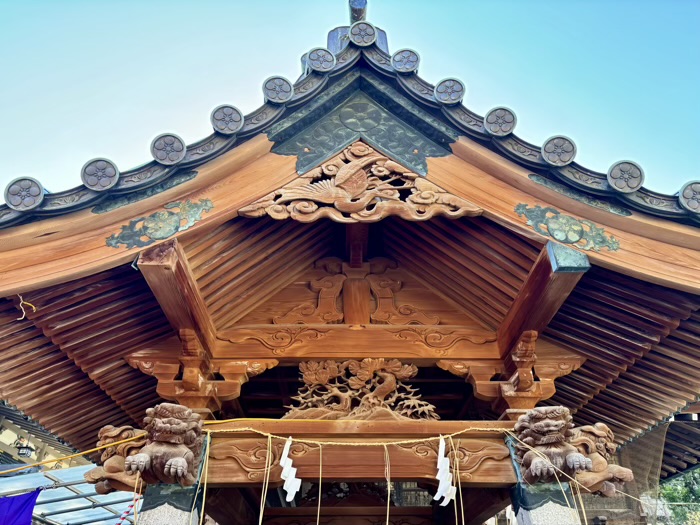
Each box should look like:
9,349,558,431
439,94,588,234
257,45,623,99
238,141,482,223
234,257,482,329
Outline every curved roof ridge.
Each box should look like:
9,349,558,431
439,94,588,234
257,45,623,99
1,13,698,228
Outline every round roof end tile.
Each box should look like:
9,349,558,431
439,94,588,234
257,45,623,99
434,78,465,105
607,161,644,193
307,48,336,74
679,181,700,214
211,105,244,135
4,177,44,211
263,76,294,104
349,21,377,47
391,49,420,74
81,158,120,192
151,133,187,165
542,136,577,167
484,107,517,136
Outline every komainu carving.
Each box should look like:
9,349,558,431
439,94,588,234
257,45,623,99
569,423,634,496
283,359,439,421
84,425,148,494
239,141,480,223
125,403,204,486
514,406,592,484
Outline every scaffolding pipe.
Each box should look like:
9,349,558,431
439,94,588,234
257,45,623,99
41,496,137,516
35,491,100,505
0,479,87,498
64,511,133,525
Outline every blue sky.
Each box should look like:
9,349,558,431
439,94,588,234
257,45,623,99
0,0,698,195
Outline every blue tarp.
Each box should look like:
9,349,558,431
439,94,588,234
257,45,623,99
0,489,40,525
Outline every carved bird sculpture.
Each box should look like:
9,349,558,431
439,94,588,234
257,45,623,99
276,156,383,211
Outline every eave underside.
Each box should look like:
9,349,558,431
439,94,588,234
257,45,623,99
1,214,698,481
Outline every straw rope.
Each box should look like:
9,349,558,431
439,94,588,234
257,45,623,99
316,443,322,525
0,434,145,476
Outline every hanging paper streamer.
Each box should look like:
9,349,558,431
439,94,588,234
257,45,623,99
280,437,302,502
433,436,456,506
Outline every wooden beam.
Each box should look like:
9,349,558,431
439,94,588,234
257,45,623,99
217,324,499,363
207,420,516,487
138,239,216,353
497,241,590,358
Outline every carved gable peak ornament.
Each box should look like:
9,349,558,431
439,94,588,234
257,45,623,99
239,141,481,223
283,358,439,421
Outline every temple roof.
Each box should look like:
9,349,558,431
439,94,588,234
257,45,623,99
1,0,699,486
1,8,698,228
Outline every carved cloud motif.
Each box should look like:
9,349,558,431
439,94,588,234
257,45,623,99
239,142,481,223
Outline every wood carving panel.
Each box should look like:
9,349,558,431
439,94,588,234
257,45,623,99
216,325,499,361
207,436,515,486
239,141,481,223
283,359,438,421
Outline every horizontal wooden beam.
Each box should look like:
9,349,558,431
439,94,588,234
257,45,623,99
138,239,216,353
498,241,589,358
216,324,499,363
206,419,516,487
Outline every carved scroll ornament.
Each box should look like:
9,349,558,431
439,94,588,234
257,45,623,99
239,141,480,223
284,358,438,421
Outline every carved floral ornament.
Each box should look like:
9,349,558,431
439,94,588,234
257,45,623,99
81,158,120,191
349,21,377,46
307,47,336,73
284,358,439,421
263,76,294,104
151,133,187,165
515,203,620,252
607,160,644,193
541,136,576,167
239,141,481,223
4,177,44,211
679,181,700,214
391,49,420,74
210,105,244,135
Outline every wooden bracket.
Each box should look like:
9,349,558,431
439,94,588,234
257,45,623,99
438,332,584,420
126,342,277,416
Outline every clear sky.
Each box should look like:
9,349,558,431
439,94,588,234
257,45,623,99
0,0,698,195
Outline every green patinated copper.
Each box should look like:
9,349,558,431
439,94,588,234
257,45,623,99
270,71,456,176
106,198,213,249
528,174,631,217
515,204,620,252
92,170,198,214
